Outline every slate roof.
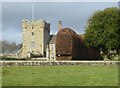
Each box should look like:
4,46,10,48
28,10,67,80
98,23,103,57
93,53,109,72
49,35,56,44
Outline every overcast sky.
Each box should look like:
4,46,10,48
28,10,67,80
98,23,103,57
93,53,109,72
2,2,118,44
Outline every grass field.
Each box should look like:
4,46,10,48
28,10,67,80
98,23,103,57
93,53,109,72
2,65,118,86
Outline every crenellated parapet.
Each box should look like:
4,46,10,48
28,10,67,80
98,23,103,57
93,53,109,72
22,20,50,32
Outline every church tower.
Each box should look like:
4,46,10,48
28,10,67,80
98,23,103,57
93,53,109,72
21,20,50,58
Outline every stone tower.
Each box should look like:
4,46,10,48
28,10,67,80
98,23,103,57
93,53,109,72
21,20,50,58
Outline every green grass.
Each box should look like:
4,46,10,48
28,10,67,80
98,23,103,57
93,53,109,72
2,65,118,86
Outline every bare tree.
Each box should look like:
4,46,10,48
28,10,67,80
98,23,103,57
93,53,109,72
0,41,2,54
2,40,9,54
8,42,17,54
1,40,22,54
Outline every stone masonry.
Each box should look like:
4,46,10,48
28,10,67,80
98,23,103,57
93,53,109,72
20,20,51,58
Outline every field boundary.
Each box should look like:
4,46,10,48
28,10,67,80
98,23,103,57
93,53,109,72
0,61,119,66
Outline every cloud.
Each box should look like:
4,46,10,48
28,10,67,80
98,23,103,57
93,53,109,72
2,28,22,44
2,2,118,43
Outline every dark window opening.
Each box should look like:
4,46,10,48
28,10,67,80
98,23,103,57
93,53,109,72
32,32,34,36
32,26,34,29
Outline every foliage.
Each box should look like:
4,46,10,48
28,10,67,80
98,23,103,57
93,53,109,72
85,7,120,55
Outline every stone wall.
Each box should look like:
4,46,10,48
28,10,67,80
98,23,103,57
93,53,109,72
0,61,119,66
44,26,51,55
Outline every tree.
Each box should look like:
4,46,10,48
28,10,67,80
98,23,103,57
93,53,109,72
8,42,17,53
2,40,9,54
85,7,120,59
0,41,2,54
1,40,22,54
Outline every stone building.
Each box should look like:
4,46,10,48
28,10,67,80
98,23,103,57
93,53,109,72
17,19,100,60
18,20,52,59
49,35,56,60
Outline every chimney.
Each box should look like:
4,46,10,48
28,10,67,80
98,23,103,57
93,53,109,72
58,21,62,31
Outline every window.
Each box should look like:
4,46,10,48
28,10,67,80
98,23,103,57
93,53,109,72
32,26,34,29
32,32,34,36
31,42,35,49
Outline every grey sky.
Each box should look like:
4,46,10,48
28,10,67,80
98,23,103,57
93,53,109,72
2,2,118,44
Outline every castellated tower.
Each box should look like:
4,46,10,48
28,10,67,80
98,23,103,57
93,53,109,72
21,20,50,58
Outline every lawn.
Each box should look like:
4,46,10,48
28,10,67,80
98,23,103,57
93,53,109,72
2,65,118,86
